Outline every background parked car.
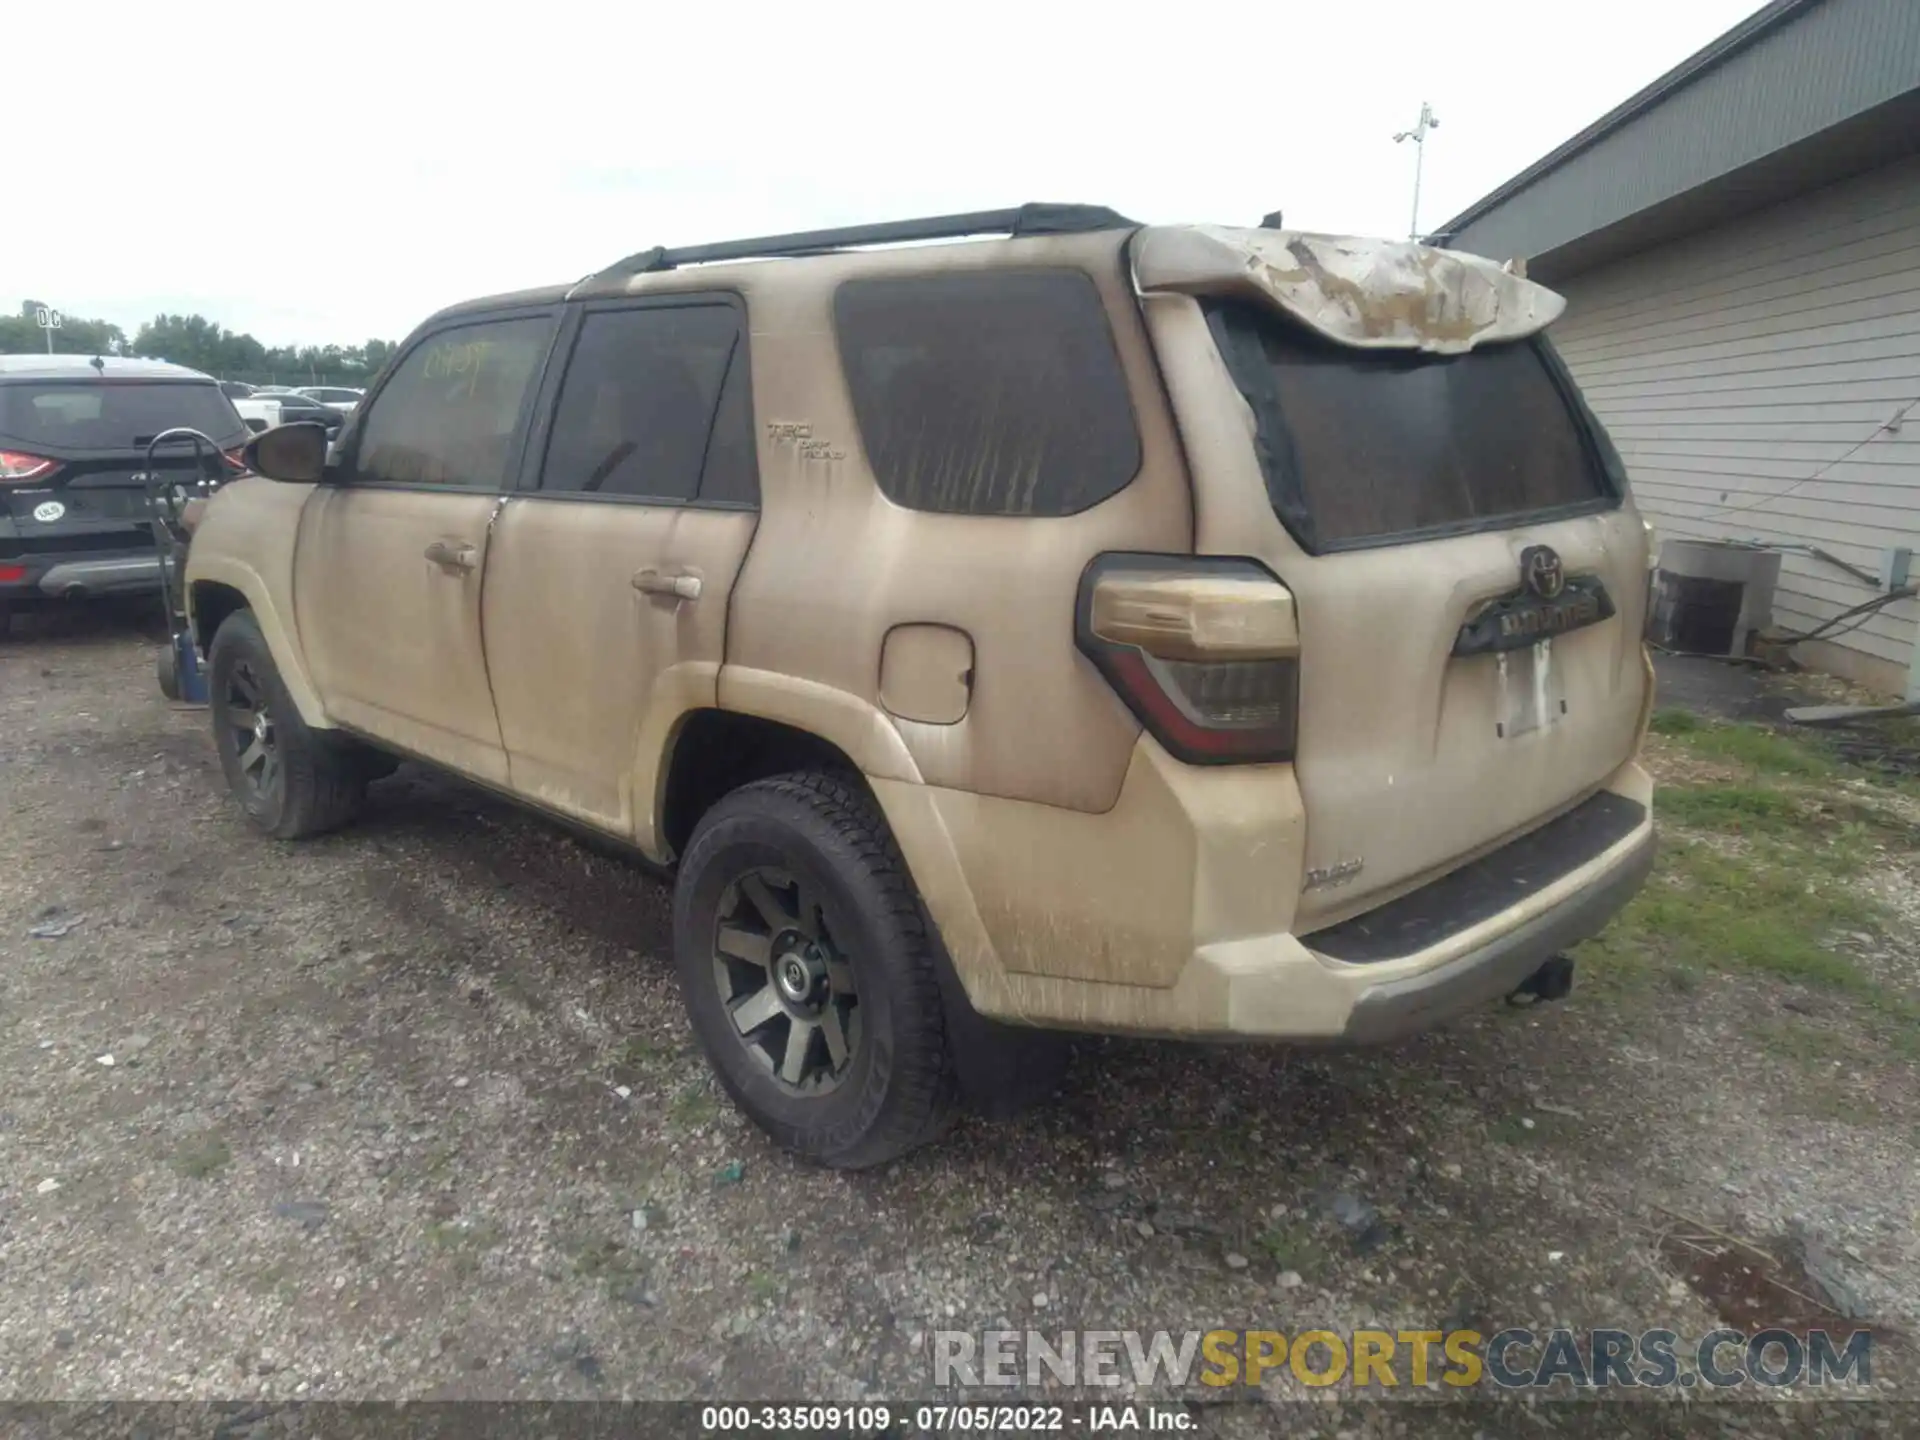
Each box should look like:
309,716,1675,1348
267,390,345,437
295,385,363,416
1,355,247,620
220,379,282,434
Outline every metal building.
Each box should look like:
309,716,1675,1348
1437,0,1920,697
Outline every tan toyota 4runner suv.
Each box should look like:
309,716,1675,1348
185,204,1657,1168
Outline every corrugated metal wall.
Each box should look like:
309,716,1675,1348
1552,151,1920,689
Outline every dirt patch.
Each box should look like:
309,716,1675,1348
2,616,1915,1429
1656,1222,1889,1339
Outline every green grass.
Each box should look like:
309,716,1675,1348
171,1131,232,1180
1650,708,1841,777
1614,837,1880,991
1682,723,1835,778
1583,716,1920,1057
1648,708,1703,736
425,1219,503,1251
1655,783,1802,833
1255,1219,1324,1275
1488,1115,1542,1146
244,1262,299,1301
670,1082,719,1126
615,1036,674,1068
424,1219,504,1277
565,1233,640,1279
1753,1018,1854,1067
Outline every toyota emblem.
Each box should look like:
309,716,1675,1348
1520,545,1565,600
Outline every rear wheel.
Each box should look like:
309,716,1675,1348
207,610,365,839
672,772,955,1169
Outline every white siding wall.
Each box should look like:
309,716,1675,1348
1551,152,1920,693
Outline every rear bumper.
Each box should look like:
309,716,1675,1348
1338,822,1654,1042
877,744,1657,1043
1,550,162,600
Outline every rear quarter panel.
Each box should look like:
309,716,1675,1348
711,233,1194,815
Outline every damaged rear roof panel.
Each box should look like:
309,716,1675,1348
1132,225,1566,354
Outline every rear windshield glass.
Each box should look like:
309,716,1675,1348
1206,304,1611,551
0,381,246,450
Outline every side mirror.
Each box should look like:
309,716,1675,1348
243,422,331,483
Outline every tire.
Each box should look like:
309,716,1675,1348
156,644,182,701
207,609,365,839
673,771,956,1169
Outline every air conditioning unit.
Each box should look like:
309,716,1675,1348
1646,538,1782,658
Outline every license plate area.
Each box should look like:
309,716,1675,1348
8,485,150,525
1497,639,1565,739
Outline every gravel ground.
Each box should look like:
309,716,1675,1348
2,609,1915,1434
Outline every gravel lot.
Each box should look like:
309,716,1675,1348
3,609,1915,1434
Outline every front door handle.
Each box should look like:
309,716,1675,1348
632,569,702,602
424,540,478,575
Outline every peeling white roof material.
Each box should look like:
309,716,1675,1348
1133,225,1565,354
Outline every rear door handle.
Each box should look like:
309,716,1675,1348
424,540,478,575
632,569,702,602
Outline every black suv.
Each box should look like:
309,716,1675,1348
1,355,248,619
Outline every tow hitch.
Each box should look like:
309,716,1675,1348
1507,954,1575,1006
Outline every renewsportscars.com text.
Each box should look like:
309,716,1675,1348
933,1327,1874,1390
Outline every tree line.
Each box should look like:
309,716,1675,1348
2,302,397,387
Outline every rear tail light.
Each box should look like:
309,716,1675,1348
0,450,58,483
0,564,25,584
222,447,250,474
1076,553,1300,764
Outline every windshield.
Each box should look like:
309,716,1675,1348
1206,302,1616,551
0,380,247,450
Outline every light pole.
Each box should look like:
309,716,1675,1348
1394,102,1440,241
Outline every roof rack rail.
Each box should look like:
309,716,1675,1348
575,202,1137,294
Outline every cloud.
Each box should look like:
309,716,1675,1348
7,0,1765,346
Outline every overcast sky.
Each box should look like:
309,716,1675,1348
9,0,1766,348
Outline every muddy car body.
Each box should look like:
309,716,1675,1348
185,205,1656,1166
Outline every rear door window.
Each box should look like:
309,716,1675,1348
0,381,246,449
834,271,1141,517
352,316,553,489
1206,303,1615,551
537,301,757,505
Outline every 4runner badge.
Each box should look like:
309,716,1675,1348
1452,547,1614,657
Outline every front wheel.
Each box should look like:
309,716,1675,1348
672,772,956,1169
207,610,366,839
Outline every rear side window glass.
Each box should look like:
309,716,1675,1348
0,381,246,449
1207,303,1611,551
539,302,756,505
834,271,1141,516
354,316,552,489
